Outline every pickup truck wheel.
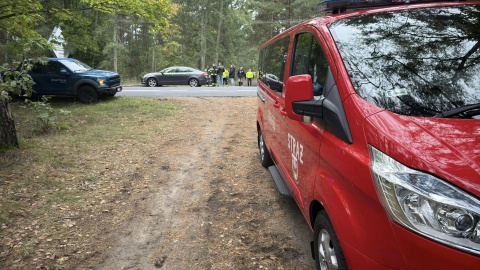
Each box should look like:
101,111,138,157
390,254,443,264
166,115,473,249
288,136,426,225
147,78,157,87
314,211,348,270
77,85,99,103
258,129,273,168
189,78,199,87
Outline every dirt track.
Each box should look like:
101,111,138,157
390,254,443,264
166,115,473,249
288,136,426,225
0,96,315,270
93,97,315,269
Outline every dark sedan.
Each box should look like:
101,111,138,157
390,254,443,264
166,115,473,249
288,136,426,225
141,66,210,87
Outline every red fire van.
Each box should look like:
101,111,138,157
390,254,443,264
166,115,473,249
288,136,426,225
256,1,480,269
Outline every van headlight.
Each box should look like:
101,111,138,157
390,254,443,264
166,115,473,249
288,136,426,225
370,146,480,255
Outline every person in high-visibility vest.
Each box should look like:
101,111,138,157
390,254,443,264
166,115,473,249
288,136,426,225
246,68,254,86
223,68,229,86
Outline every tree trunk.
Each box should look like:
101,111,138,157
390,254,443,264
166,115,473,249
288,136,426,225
113,14,118,73
0,98,19,148
286,0,292,29
215,0,224,63
200,11,206,70
152,36,155,71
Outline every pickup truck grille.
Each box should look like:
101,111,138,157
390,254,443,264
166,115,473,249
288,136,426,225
109,75,121,87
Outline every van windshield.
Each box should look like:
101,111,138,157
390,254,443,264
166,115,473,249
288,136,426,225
330,5,480,118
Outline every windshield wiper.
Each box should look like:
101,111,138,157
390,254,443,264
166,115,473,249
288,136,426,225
434,103,480,118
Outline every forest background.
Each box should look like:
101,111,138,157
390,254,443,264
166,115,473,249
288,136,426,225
0,0,324,83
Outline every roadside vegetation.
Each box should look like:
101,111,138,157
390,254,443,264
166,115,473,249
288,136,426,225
0,0,323,148
0,96,179,267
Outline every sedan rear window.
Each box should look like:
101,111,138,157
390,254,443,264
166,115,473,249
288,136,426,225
330,5,480,117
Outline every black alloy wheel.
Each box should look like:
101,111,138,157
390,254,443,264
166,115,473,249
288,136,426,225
77,85,99,103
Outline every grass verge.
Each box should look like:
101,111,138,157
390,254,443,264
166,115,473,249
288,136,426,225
0,96,180,268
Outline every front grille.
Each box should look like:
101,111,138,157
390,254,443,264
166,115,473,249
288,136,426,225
109,75,121,87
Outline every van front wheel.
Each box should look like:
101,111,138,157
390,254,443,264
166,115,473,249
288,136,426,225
314,211,348,270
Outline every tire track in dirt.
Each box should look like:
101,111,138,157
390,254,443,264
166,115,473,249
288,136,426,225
96,97,315,270
97,97,235,269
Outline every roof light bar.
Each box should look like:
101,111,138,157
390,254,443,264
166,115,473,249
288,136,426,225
317,0,450,12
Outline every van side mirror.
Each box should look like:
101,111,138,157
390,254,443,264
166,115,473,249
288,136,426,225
284,75,322,121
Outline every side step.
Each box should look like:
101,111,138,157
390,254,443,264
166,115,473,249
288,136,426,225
268,166,292,197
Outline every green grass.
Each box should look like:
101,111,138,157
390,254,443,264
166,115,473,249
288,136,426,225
121,77,142,86
0,96,180,226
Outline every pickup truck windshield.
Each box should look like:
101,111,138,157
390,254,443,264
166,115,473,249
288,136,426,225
59,59,92,73
330,4,480,118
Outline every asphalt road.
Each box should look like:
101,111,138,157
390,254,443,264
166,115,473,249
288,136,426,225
118,85,258,97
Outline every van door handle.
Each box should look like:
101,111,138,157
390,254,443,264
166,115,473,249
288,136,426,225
273,101,280,108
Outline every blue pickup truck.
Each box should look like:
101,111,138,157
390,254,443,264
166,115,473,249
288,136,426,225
28,58,122,103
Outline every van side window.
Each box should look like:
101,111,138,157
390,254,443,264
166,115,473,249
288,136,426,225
259,37,290,94
292,32,329,96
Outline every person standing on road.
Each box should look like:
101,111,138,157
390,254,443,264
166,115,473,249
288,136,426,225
216,63,225,87
237,67,245,86
229,64,236,86
223,68,229,86
210,63,217,87
246,68,254,86
205,65,212,86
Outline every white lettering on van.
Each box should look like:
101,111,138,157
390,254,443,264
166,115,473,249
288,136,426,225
288,133,303,181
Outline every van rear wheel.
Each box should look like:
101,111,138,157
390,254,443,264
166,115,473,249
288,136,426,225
258,129,273,168
77,85,99,103
314,211,348,270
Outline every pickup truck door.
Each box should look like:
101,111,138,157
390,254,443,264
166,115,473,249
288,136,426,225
29,61,69,95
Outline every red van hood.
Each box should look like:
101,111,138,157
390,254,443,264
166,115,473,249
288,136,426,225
365,112,480,197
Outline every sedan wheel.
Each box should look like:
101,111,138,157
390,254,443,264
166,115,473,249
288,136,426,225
189,78,199,87
147,78,158,87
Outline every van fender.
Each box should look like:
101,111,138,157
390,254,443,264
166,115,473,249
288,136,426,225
311,170,406,269
311,171,353,237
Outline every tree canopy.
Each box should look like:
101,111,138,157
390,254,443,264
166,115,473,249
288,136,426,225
0,0,323,148
0,0,323,79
